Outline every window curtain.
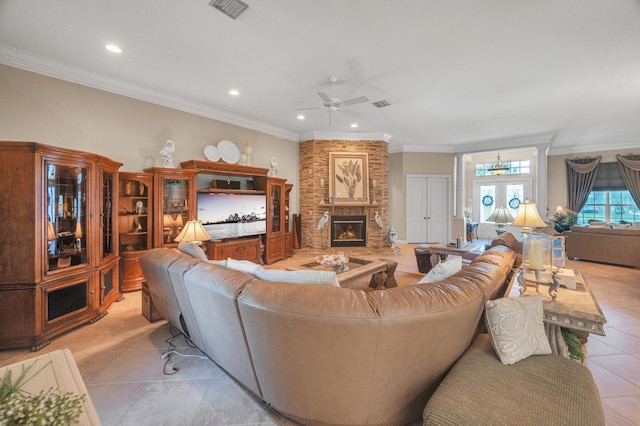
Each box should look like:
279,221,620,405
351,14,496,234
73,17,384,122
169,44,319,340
566,156,601,212
617,153,640,209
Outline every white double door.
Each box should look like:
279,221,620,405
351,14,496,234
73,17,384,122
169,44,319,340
406,175,450,243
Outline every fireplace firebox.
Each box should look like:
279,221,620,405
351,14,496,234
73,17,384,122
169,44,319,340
331,215,367,247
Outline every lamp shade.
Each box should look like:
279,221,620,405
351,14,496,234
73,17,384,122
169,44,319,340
511,200,548,233
47,222,56,241
486,206,515,224
174,220,212,244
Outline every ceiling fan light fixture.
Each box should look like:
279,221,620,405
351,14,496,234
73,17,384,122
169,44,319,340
209,0,248,19
488,152,510,175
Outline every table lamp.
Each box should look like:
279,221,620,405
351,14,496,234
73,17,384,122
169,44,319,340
511,200,557,300
174,220,212,246
486,206,514,235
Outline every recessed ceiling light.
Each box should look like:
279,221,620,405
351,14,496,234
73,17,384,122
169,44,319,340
350,123,358,128
297,114,305,120
105,44,121,53
229,89,239,96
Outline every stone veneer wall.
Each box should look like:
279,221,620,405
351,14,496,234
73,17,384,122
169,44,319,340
299,140,389,250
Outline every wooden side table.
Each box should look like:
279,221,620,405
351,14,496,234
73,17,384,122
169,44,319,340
504,268,607,356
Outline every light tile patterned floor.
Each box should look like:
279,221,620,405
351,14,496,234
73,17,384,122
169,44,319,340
1,243,639,425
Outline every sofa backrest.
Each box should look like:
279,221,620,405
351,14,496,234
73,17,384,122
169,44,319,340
139,249,198,339
181,261,263,397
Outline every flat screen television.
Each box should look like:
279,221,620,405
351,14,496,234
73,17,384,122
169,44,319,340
197,192,267,240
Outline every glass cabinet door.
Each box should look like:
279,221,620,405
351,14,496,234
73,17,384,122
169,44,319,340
162,178,190,245
46,162,88,272
102,170,116,260
270,183,281,233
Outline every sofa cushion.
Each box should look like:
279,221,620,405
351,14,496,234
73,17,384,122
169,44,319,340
418,256,462,284
226,258,264,276
178,241,208,261
423,333,605,426
484,295,551,365
255,268,340,286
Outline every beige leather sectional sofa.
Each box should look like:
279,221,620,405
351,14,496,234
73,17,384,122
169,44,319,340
565,225,640,268
139,245,516,426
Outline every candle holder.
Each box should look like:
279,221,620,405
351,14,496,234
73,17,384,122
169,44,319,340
520,233,557,301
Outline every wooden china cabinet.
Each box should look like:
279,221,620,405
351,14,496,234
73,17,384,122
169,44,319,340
118,171,152,292
284,183,293,258
264,176,287,264
0,142,121,351
144,167,197,248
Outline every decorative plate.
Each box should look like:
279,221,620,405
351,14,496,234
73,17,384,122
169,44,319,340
204,145,220,161
217,140,240,164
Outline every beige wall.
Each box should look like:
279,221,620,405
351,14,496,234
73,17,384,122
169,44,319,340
0,64,300,214
388,152,455,240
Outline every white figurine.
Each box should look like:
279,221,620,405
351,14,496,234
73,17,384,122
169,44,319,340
374,211,383,229
268,156,279,176
160,140,176,168
317,211,329,230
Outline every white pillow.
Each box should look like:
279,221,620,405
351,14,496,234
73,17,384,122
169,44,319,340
484,295,551,365
226,258,264,276
255,268,340,287
588,222,608,228
206,259,227,267
418,256,462,284
177,241,208,261
611,222,631,229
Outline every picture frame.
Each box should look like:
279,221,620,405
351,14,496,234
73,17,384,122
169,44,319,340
329,152,369,204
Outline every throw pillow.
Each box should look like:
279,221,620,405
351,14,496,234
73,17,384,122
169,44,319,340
255,268,340,287
418,256,462,284
206,259,227,267
588,222,608,228
484,295,551,365
226,258,264,276
177,241,208,261
611,222,631,229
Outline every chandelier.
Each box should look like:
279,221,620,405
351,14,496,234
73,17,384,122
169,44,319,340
488,153,510,175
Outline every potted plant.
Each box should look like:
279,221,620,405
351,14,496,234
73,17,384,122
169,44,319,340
551,208,578,233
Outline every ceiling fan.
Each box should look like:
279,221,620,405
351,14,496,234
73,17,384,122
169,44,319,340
296,77,369,124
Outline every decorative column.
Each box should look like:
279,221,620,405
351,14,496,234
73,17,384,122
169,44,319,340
535,145,549,218
454,153,465,217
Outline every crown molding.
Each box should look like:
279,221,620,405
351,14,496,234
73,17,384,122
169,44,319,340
0,45,300,142
299,130,392,143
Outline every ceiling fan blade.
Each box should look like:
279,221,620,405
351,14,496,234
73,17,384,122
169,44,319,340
294,106,322,111
341,96,369,107
317,91,332,105
340,109,362,118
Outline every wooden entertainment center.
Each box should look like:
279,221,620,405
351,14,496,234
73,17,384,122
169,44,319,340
180,160,292,264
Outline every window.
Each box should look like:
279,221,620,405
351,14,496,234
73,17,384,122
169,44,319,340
579,191,639,224
476,160,530,176
475,181,527,222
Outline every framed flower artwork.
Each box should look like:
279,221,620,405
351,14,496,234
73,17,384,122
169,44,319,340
329,152,369,204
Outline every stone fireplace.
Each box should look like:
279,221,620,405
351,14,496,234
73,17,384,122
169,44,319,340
331,215,366,247
298,139,390,251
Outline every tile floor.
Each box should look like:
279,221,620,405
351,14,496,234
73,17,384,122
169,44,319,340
1,243,639,425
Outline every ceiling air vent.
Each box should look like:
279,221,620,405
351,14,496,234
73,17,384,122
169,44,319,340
372,100,391,108
209,0,249,19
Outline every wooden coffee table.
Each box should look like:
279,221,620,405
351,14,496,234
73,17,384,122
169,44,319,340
287,257,395,289
416,243,485,272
